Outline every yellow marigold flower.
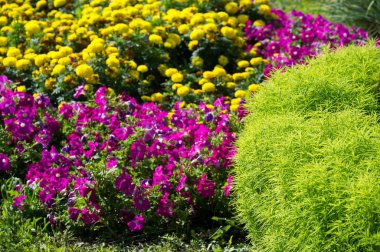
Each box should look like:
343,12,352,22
7,47,22,59
16,59,30,70
128,60,137,69
130,70,139,79
248,84,261,92
16,85,26,92
106,57,120,68
225,2,238,14
192,56,204,67
188,40,199,50
171,72,184,83
230,104,239,111
217,11,229,21
177,86,190,97
179,101,186,108
67,34,77,42
36,0,47,10
258,4,271,15
76,64,94,79
0,16,7,26
190,13,205,25
45,78,55,90
106,46,119,56
137,65,148,73
168,33,181,46
238,14,249,24
239,0,253,8
172,83,183,90
151,92,164,102
0,37,7,46
190,29,205,41
231,98,241,105
107,87,115,96
35,54,49,67
203,71,215,79
87,43,103,53
204,23,218,33
253,20,265,27
164,41,175,49
206,104,214,109
227,17,239,27
237,60,250,68
232,73,243,81
114,23,129,34
178,24,190,34
52,64,65,75
157,64,167,75
250,57,263,66
234,90,246,98
3,57,17,67
149,34,163,44
254,0,269,4
226,82,236,89
193,89,203,95
58,57,70,65
54,0,66,8
165,68,178,77
213,67,227,77
198,78,208,85
218,55,229,66
202,82,216,92
141,95,151,101
221,26,237,40
24,22,40,35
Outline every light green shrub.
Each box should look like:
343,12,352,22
234,43,380,251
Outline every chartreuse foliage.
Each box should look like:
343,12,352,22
234,42,380,251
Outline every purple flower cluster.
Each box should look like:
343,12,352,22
1,82,239,232
245,9,368,76
0,76,58,174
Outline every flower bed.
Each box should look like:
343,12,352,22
0,0,370,237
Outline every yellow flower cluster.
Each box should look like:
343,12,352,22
0,0,272,109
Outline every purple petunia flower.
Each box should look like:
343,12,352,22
127,215,145,232
195,174,215,198
0,153,10,172
115,172,135,197
13,195,26,211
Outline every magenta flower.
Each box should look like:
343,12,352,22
176,175,187,192
130,140,147,160
133,194,150,212
0,153,10,172
115,172,135,197
223,175,233,197
156,192,175,218
13,195,26,211
127,215,145,232
195,174,215,198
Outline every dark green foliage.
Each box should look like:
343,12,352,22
234,43,380,251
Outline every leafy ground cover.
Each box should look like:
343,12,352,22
0,0,372,250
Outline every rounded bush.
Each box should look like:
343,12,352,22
234,43,380,251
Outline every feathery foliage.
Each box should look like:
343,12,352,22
234,42,380,251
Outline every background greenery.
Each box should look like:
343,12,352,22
271,0,380,37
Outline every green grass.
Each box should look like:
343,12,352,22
270,0,336,17
234,42,380,251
